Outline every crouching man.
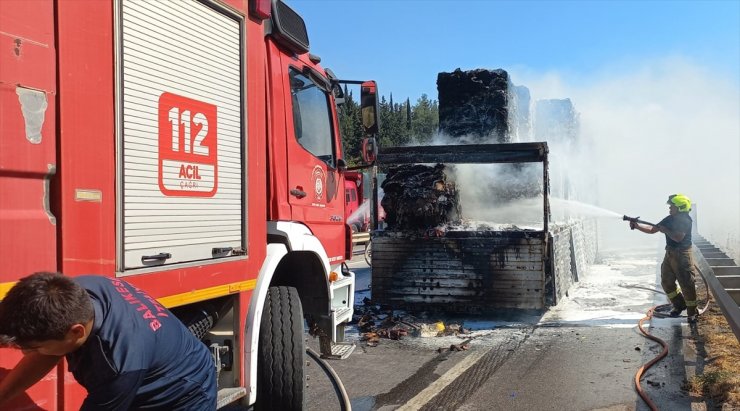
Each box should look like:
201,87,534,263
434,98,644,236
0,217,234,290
0,272,216,410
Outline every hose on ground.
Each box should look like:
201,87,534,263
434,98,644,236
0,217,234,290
306,347,352,411
650,266,711,319
634,304,670,411
634,268,711,410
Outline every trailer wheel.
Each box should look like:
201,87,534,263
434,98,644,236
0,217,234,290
256,286,305,411
364,241,372,265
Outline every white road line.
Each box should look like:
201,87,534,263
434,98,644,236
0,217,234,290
397,346,492,411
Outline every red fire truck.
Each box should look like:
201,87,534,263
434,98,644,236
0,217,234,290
344,171,364,229
0,0,379,409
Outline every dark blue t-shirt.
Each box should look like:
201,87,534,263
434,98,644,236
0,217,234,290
658,213,693,249
66,276,216,410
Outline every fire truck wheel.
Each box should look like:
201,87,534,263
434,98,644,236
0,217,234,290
256,286,305,411
364,241,372,265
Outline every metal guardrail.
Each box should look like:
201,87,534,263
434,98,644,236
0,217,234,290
693,235,740,342
352,231,370,244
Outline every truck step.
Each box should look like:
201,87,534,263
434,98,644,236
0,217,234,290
321,342,356,360
217,387,247,409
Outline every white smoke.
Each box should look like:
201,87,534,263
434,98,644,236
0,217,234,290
514,56,740,260
409,133,548,228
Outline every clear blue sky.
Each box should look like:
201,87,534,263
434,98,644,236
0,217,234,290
291,0,740,102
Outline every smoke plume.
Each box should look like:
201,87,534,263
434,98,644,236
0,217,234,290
515,56,740,259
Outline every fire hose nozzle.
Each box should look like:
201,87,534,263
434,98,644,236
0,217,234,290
623,215,638,230
623,215,656,228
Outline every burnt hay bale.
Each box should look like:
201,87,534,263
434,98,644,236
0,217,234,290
437,68,511,143
381,164,460,230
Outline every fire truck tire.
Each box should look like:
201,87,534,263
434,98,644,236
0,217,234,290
256,286,305,411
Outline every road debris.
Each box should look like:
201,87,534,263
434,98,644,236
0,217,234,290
436,343,470,353
449,343,470,352
353,298,471,346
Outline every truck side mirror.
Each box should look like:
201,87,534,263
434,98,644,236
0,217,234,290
360,81,379,136
361,137,377,163
336,158,348,172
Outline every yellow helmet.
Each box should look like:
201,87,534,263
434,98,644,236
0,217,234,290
667,194,691,212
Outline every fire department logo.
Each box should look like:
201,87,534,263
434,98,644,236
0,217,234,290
312,165,325,202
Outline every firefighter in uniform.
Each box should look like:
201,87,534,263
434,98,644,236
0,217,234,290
628,194,699,322
0,272,217,410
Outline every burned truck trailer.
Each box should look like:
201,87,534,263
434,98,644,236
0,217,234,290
371,143,596,312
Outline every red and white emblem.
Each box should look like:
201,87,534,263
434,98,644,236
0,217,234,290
312,165,325,202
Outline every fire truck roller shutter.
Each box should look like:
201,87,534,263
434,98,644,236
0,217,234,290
118,0,245,270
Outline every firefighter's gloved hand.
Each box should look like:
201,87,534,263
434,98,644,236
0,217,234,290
629,221,637,230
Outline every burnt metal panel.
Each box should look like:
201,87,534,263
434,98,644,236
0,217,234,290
372,230,547,313
549,226,576,306
371,220,598,314
377,143,547,165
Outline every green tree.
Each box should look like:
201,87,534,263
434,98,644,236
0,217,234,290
337,90,440,162
411,94,439,143
337,89,364,166
406,98,412,130
378,95,412,148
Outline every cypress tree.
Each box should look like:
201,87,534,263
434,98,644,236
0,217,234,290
406,98,411,130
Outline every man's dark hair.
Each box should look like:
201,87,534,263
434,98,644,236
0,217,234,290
0,272,94,346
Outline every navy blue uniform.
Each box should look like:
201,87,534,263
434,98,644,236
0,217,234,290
66,276,216,410
658,213,693,249
656,212,698,315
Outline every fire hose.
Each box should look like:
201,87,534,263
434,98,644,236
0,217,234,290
306,347,352,411
633,268,711,410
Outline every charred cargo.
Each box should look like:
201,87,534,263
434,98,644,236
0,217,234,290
372,220,596,312
369,68,595,314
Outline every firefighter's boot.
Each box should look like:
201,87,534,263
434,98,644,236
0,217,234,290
669,293,686,317
686,305,698,323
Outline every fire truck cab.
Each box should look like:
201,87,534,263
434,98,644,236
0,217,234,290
0,0,377,408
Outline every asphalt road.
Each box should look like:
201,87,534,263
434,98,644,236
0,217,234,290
304,246,707,411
